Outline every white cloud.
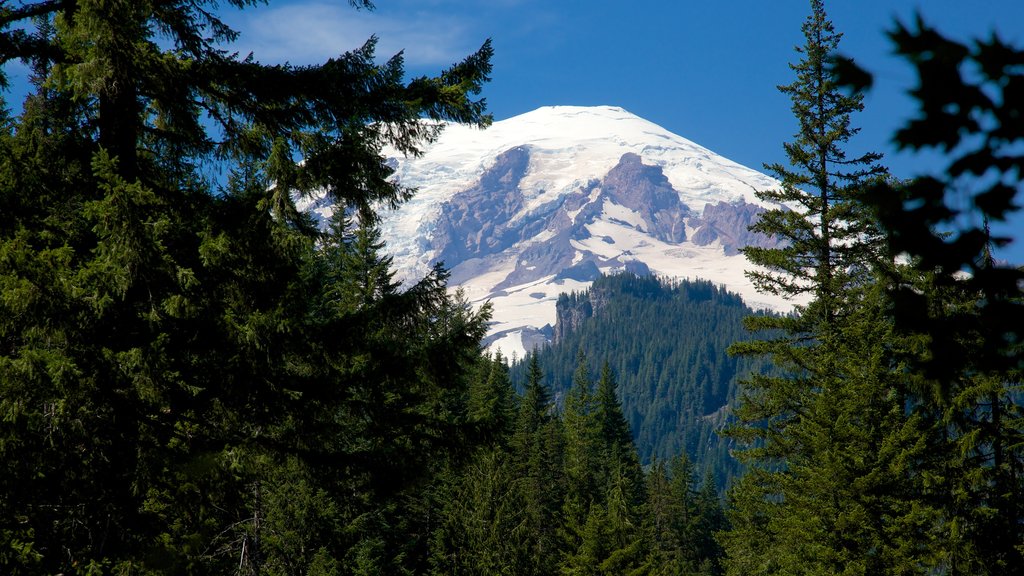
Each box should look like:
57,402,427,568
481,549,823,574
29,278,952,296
225,2,479,67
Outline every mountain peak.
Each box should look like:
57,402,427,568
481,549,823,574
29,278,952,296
303,105,796,358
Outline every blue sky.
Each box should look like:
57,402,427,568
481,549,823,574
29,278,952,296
219,0,1024,263
6,1,1022,262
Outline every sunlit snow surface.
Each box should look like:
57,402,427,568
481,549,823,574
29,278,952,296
354,106,798,358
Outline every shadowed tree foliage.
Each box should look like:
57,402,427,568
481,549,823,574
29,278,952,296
721,2,928,574
834,15,1024,574
0,1,493,573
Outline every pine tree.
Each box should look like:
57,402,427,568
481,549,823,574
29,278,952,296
833,19,1024,572
0,1,493,572
468,351,518,438
593,362,646,519
742,0,886,326
428,448,527,576
559,355,651,575
645,455,726,575
561,351,602,553
729,0,887,455
511,353,566,576
722,2,923,574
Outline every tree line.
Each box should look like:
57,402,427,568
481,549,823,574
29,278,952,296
433,351,726,575
512,273,776,490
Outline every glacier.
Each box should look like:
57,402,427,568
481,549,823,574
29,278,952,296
300,105,801,359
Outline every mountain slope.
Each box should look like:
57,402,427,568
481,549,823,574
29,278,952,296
300,105,795,357
510,273,775,489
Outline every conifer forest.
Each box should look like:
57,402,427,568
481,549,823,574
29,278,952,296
0,0,1022,574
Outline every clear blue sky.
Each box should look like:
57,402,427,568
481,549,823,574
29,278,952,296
221,0,1024,263
10,1,1024,262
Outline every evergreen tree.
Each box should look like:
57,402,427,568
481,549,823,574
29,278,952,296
595,361,636,458
468,351,518,437
723,2,922,574
561,351,602,553
511,353,566,576
428,448,527,576
559,354,650,575
646,456,725,576
834,18,1024,573
593,362,646,519
0,1,493,572
742,0,886,325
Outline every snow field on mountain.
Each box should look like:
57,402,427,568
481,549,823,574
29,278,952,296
364,105,804,358
381,106,779,278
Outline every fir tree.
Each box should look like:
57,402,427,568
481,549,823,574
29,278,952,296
834,18,1024,572
723,2,921,574
742,0,886,326
0,1,493,572
512,353,566,576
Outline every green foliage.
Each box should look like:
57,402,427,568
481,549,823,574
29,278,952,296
514,272,774,488
646,456,725,576
720,2,929,575
743,0,886,325
432,353,726,575
723,2,1024,575
833,15,1024,573
0,1,493,573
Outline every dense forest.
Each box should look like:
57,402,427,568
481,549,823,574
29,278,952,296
1,0,1023,574
433,352,727,575
510,274,775,490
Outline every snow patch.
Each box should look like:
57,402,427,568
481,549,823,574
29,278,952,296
601,198,647,231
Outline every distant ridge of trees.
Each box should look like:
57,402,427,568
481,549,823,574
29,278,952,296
512,272,777,490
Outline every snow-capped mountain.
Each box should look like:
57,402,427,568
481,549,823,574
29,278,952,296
302,105,793,358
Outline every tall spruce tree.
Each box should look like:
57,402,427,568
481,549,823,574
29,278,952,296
742,0,886,324
511,353,566,576
0,1,493,572
730,0,887,464
723,2,923,574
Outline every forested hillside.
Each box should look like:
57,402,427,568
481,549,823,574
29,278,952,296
431,353,727,575
511,273,774,488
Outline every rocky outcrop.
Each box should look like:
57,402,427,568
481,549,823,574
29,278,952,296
432,146,536,264
555,259,601,282
689,199,785,255
623,260,652,277
600,153,689,243
492,154,692,290
553,292,593,345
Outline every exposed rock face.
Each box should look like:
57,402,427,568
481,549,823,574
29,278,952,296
554,293,593,345
296,105,803,358
470,153,694,291
601,153,689,243
555,259,602,282
689,199,784,255
623,260,651,276
432,146,535,265
551,266,656,344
